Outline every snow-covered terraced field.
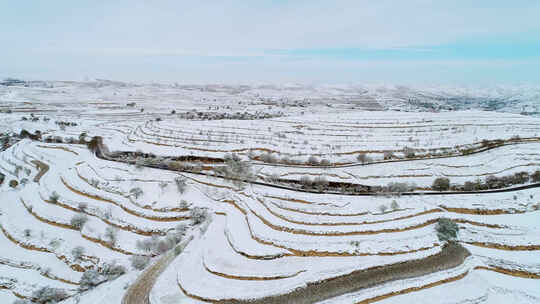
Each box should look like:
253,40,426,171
0,81,539,304
123,111,540,163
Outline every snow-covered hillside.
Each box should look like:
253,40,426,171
0,80,539,304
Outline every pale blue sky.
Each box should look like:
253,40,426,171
1,1,540,84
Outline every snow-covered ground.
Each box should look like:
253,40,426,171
0,80,538,303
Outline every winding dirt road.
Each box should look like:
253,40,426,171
224,242,470,304
122,236,193,304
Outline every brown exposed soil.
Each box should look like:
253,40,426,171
37,145,79,155
466,241,540,251
268,201,368,216
474,265,540,279
31,160,49,183
203,259,305,281
441,206,529,215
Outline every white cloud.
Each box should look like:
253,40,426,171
1,1,540,83
6,1,539,53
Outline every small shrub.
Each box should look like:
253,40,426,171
463,181,478,191
511,171,530,184
86,136,103,153
403,146,416,158
78,202,88,211
386,182,414,193
72,246,85,260
224,153,241,162
101,261,126,277
267,173,280,183
383,151,395,160
432,177,450,191
299,176,312,188
20,178,28,186
219,155,253,182
32,286,69,303
460,147,475,155
70,214,88,230
103,207,112,220
436,218,459,242
79,132,88,143
80,269,104,290
320,159,331,166
533,170,540,182
307,155,319,165
156,239,173,254
130,255,150,270
313,176,329,191
179,199,189,209
174,177,187,194
129,187,143,199
190,207,209,225
9,179,18,188
485,175,501,189
89,178,99,187
136,237,158,252
356,153,372,164
50,191,60,203
378,205,388,213
104,226,118,246
49,239,61,249
260,152,278,163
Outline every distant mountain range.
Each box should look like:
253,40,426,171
2,78,539,116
